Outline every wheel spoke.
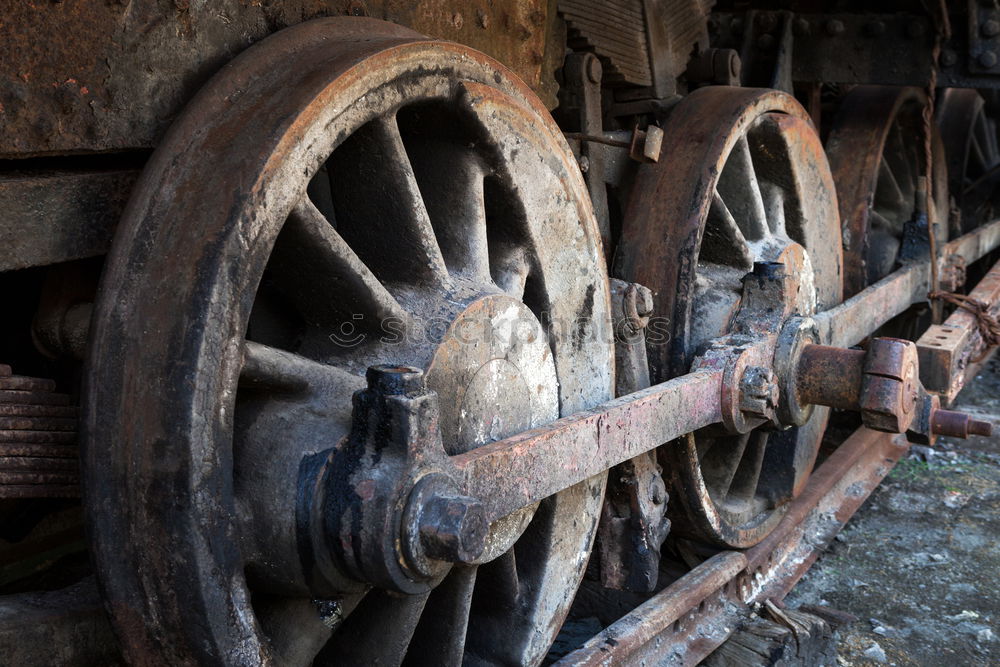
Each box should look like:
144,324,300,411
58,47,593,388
255,595,362,666
760,181,786,237
327,114,450,287
970,132,988,172
490,245,531,299
402,139,493,284
702,431,751,500
403,566,478,666
317,590,430,665
885,124,916,199
270,198,410,328
974,112,996,169
718,135,768,240
701,190,753,268
471,550,520,610
727,430,769,503
875,157,907,217
240,341,362,391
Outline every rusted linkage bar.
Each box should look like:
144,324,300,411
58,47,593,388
817,219,1000,348
917,256,1000,403
557,428,908,666
453,370,724,523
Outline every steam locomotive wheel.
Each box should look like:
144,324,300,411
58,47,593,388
615,88,843,549
937,88,1000,232
826,86,949,297
83,18,612,666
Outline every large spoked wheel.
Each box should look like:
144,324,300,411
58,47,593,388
937,88,1000,233
83,18,612,666
615,88,843,549
826,86,949,297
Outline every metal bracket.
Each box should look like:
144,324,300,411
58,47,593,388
564,52,611,257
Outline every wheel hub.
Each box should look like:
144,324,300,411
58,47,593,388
426,295,558,456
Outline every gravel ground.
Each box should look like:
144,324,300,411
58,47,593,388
784,357,1000,666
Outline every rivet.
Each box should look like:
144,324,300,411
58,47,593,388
864,21,886,37
983,19,1000,37
586,56,602,84
979,50,998,68
825,19,845,36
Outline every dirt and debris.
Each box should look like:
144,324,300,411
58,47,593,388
784,356,1000,666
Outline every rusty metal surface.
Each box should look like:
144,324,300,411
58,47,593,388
795,345,864,410
555,551,747,666
936,89,1000,232
555,428,908,666
558,0,712,95
743,429,908,603
712,12,935,87
560,0,652,86
918,257,1000,400
0,579,120,665
454,369,723,522
816,219,1000,349
598,279,670,593
0,365,79,498
613,85,842,548
0,1,560,158
825,86,948,296
0,170,137,271
83,17,612,665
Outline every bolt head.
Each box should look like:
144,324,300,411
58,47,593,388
418,495,489,563
739,366,779,419
940,49,958,67
980,50,999,68
632,284,654,318
983,19,1000,37
825,19,845,36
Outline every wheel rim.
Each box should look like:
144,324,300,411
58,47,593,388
937,88,1000,233
615,87,842,548
83,18,611,666
826,86,950,297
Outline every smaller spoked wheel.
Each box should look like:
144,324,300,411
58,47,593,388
826,86,949,297
615,88,843,548
84,18,612,667
937,88,1000,233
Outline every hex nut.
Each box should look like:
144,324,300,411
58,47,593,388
739,366,779,420
418,495,489,563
